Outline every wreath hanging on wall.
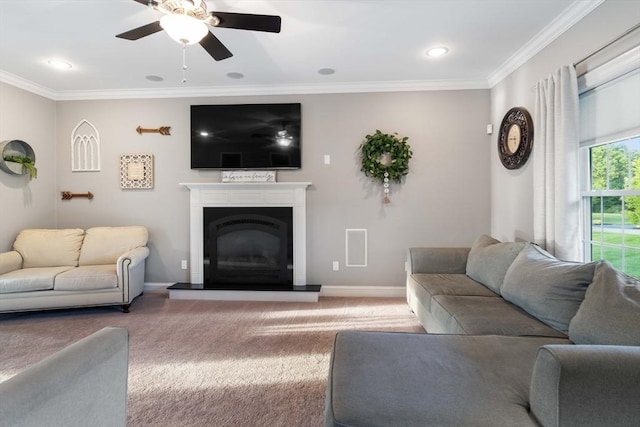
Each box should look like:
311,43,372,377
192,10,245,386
359,130,412,204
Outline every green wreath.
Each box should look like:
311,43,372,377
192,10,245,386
359,130,412,183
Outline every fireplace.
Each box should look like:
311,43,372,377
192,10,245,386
204,207,293,285
178,182,311,288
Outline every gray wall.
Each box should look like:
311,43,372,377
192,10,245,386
54,90,491,286
490,0,640,242
0,83,57,248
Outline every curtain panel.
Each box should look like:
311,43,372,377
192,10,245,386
533,66,581,261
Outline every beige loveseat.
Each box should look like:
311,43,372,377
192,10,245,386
0,227,149,313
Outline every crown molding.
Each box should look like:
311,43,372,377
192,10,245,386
1,72,488,101
487,0,605,87
0,70,58,100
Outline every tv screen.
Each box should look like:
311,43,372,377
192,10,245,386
191,103,301,170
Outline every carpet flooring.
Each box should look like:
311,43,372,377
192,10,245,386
0,292,424,426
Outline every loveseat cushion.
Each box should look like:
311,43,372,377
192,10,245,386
78,226,148,266
0,266,76,293
568,261,640,345
54,265,118,291
430,295,567,337
465,235,525,294
502,243,597,334
325,331,569,427
13,229,84,268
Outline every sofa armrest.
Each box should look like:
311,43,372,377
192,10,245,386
0,251,23,275
530,344,640,427
0,327,129,427
407,247,470,274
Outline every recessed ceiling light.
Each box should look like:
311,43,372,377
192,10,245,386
145,75,164,82
318,68,335,75
47,59,72,70
226,72,244,79
426,47,449,58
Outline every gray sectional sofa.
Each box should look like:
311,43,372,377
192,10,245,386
325,235,640,427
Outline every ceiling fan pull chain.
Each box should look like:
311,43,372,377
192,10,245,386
181,43,188,83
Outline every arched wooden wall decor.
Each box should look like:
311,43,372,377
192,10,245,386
71,119,101,171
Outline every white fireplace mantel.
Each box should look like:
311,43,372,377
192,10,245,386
179,182,312,286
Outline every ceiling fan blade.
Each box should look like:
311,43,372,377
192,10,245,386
199,32,233,61
116,21,163,40
211,12,281,33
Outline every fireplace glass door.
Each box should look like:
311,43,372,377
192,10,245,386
204,207,293,285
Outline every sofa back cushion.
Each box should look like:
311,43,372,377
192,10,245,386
465,235,525,294
568,261,640,345
13,229,85,268
79,226,148,266
501,243,597,334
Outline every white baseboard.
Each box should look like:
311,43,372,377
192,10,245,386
320,285,406,298
143,282,173,292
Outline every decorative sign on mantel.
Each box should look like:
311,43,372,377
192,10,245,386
221,170,276,183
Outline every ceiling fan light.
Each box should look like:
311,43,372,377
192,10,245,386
426,46,449,58
160,14,208,45
276,130,293,146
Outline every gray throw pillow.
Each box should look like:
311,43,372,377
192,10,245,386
502,243,596,334
569,261,640,345
465,234,525,294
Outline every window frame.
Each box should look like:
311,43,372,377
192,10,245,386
580,137,640,276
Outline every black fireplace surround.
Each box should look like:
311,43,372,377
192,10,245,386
203,207,293,286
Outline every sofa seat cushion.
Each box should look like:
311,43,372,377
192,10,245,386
430,295,567,337
78,226,148,266
0,266,76,294
569,261,640,345
54,265,118,291
325,331,570,427
13,229,84,268
408,273,498,311
502,243,597,334
465,234,526,294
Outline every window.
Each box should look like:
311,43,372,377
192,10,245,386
582,137,640,277
578,25,640,278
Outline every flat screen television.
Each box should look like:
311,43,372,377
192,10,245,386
191,103,301,170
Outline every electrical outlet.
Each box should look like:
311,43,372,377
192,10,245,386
181,260,188,270
324,154,331,165
332,261,339,271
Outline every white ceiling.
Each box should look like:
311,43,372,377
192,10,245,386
0,0,602,100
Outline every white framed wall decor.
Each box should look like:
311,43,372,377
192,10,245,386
120,153,153,189
71,119,101,171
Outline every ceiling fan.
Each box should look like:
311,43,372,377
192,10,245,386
116,0,281,61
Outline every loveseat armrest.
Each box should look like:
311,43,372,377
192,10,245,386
407,247,470,274
530,344,640,427
117,246,150,304
117,246,149,270
0,251,23,275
